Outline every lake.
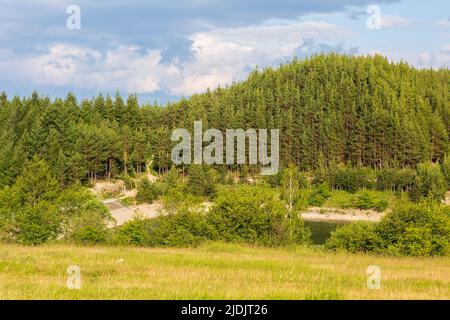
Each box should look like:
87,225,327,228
304,220,349,245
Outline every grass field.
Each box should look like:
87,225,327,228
0,243,449,300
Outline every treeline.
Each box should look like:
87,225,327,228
0,54,449,187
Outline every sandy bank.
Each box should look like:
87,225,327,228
301,207,384,222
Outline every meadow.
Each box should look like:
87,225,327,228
0,242,448,300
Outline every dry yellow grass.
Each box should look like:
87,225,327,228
0,242,449,299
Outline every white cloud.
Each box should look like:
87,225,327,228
0,44,179,93
417,45,450,69
437,19,450,27
170,20,349,95
381,14,411,28
377,46,450,70
1,19,348,97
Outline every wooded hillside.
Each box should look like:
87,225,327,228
0,54,449,187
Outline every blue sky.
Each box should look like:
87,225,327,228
0,0,448,103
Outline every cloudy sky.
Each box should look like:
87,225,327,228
0,0,449,103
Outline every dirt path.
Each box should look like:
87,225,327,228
103,199,162,227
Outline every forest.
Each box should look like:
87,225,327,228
0,54,449,256
1,54,449,187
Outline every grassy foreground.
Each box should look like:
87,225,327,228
0,243,449,300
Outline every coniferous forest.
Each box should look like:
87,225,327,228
1,54,449,187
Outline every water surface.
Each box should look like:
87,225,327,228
304,220,349,245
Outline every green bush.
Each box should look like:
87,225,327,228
354,191,389,212
409,162,447,202
114,210,213,247
136,178,162,204
207,185,309,245
308,183,331,207
114,217,153,246
57,186,113,243
377,200,450,256
325,222,382,253
441,154,450,189
71,225,108,244
187,164,216,198
327,200,450,256
151,210,214,247
15,202,62,245
373,199,389,212
0,159,113,245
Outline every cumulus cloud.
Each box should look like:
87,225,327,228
0,19,353,97
417,45,450,69
437,19,450,27
170,20,350,95
0,44,179,93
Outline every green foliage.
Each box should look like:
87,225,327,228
0,159,112,245
114,217,152,246
187,165,216,198
115,210,213,247
207,185,310,245
329,166,372,193
354,191,389,212
441,154,450,189
1,54,449,187
281,164,301,212
70,224,108,245
136,178,162,204
160,184,203,215
409,162,447,202
14,202,61,245
149,210,214,247
264,171,282,188
325,222,381,253
162,166,181,189
327,200,450,256
377,200,450,256
308,182,331,207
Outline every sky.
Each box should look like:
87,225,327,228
0,0,449,103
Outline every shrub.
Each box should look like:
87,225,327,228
71,225,108,244
308,182,331,207
57,186,113,243
327,200,450,256
187,164,216,197
376,168,397,191
114,210,213,247
150,210,214,247
207,185,310,245
325,222,382,253
160,184,203,215
136,178,162,204
409,162,446,202
354,191,389,212
373,199,389,212
0,160,113,245
14,202,62,245
377,200,450,256
114,217,153,246
265,171,282,188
